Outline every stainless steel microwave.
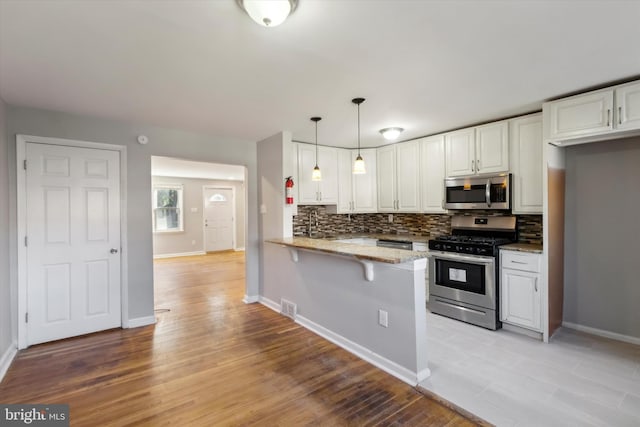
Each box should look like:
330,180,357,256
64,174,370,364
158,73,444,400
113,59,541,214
444,174,511,210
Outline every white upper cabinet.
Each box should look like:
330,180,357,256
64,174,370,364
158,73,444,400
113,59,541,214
376,145,397,211
544,79,640,145
337,148,377,213
336,148,353,213
296,144,338,205
510,114,543,214
547,90,614,140
475,121,509,174
377,141,420,212
419,135,446,213
616,81,640,130
445,128,475,177
396,141,420,211
352,149,377,212
445,122,509,177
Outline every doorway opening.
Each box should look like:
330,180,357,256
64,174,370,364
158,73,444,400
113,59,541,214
151,156,246,258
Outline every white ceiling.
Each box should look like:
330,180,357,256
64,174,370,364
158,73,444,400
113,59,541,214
1,1,639,148
152,156,245,181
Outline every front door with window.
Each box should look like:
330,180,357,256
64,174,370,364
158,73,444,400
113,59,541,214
25,142,121,346
203,187,234,252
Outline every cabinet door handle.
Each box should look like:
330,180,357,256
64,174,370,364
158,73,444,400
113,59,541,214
476,159,480,171
534,279,538,292
607,109,611,127
619,106,622,125
471,160,475,172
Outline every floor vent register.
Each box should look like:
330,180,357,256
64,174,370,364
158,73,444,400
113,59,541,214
280,299,297,320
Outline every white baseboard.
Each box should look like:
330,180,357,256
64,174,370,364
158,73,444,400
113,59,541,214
153,251,206,259
259,296,281,313
126,316,157,328
0,341,18,383
296,315,430,386
243,294,259,304
562,321,640,346
234,247,245,252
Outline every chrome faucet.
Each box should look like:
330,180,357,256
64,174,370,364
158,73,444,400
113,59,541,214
308,209,319,236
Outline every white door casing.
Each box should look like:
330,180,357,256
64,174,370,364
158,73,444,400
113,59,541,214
203,187,235,252
20,139,123,347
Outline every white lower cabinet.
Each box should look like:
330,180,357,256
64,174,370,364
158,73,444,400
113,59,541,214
500,250,542,332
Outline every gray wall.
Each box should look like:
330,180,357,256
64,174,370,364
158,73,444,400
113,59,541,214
564,137,640,339
0,98,13,360
152,175,245,255
7,105,259,322
256,131,295,295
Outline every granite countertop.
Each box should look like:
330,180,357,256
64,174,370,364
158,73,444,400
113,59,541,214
302,233,430,244
266,237,428,264
501,243,543,254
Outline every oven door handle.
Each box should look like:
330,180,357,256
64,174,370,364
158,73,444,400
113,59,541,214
485,178,492,207
429,251,495,265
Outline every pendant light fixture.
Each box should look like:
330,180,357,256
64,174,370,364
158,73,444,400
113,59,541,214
352,98,366,174
236,0,298,28
311,117,322,181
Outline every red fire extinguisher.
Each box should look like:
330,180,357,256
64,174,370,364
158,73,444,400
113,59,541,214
285,176,294,205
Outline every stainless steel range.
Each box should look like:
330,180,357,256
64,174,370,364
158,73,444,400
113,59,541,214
427,215,517,330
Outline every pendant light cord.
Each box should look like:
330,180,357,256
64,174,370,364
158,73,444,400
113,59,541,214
357,103,361,156
311,116,321,169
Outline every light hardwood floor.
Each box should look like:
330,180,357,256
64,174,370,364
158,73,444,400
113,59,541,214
1,252,481,426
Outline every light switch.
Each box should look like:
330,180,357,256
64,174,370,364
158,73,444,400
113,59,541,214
260,204,267,214
378,309,388,328
190,207,198,213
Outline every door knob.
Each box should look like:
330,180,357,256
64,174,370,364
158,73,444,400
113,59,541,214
110,248,119,254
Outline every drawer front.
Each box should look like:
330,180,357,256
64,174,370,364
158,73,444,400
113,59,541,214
501,251,541,272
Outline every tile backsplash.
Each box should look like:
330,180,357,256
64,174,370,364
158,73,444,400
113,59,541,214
293,205,543,245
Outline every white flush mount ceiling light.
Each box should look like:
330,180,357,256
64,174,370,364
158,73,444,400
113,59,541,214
237,0,298,27
352,98,366,175
379,127,404,141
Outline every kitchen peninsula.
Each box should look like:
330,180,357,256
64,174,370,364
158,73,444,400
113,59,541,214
262,236,430,386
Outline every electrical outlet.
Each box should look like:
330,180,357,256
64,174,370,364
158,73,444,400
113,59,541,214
378,309,388,328
388,214,393,223
191,240,196,245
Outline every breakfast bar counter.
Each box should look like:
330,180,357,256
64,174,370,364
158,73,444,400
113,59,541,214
262,237,430,386
266,236,428,264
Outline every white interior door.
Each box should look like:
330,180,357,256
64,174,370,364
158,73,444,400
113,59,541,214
204,187,234,252
25,142,121,346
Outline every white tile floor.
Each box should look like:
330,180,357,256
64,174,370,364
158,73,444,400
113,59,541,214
419,312,640,427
